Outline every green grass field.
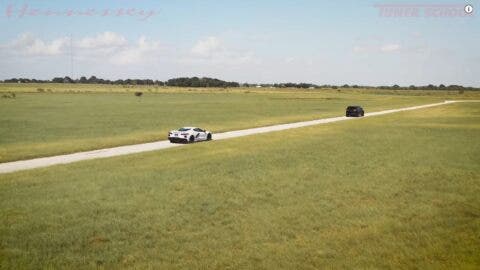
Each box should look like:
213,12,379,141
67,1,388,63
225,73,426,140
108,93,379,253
1,83,478,163
1,102,479,269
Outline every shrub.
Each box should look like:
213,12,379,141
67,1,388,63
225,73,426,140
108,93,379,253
37,88,45,93
134,92,143,97
1,92,16,99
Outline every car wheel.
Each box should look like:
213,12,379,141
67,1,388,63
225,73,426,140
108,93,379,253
189,135,195,143
207,133,212,141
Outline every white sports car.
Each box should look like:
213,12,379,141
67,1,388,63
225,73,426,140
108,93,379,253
168,127,213,143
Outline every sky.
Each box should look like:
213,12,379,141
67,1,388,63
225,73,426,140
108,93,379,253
0,0,478,86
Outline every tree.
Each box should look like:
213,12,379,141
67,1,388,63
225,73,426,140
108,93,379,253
63,76,74,83
87,76,98,84
165,77,240,88
447,85,463,90
52,77,64,83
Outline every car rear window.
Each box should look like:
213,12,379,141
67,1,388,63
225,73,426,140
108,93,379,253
178,128,191,131
347,106,358,110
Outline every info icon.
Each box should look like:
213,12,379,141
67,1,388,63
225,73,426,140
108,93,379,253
464,4,473,14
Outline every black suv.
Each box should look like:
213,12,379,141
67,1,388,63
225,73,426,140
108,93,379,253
346,106,364,117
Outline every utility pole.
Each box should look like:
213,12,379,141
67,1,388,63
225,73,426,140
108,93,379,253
70,34,74,79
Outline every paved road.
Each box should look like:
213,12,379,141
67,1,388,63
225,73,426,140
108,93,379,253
0,100,469,174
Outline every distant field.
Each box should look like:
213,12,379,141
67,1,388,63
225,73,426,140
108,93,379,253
1,82,479,96
1,103,478,269
3,84,477,163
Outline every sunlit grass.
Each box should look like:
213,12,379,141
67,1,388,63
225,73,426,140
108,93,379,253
1,103,479,269
3,85,475,162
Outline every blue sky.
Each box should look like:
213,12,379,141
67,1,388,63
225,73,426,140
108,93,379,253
0,0,478,86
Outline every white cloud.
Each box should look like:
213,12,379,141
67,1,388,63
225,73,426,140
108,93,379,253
111,36,163,65
0,32,166,66
9,33,68,56
353,43,401,54
380,44,401,52
191,36,223,57
2,33,256,68
75,32,164,65
0,32,264,79
77,31,127,49
353,45,368,53
184,36,259,65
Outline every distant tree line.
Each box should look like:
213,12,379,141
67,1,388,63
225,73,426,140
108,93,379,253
2,76,164,86
242,83,478,91
0,77,478,91
166,77,239,87
1,76,238,87
375,84,473,91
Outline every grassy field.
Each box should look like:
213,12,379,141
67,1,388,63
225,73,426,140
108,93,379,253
1,102,479,269
1,83,478,163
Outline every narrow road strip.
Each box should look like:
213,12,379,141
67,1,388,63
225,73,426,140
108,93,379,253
0,100,469,174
